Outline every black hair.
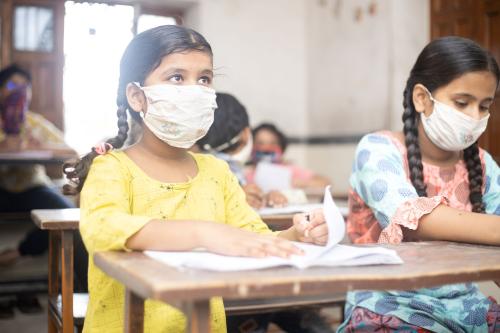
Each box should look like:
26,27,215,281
252,123,288,152
0,64,32,87
197,92,249,153
402,36,499,213
64,25,213,194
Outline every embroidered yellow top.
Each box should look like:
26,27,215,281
80,150,273,333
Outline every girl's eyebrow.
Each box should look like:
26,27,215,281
452,92,494,102
161,68,187,76
160,68,213,77
200,69,214,77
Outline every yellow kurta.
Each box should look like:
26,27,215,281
80,150,273,333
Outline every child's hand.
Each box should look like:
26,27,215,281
293,209,328,245
265,190,288,208
200,222,304,258
243,184,266,209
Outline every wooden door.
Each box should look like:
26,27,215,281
0,0,65,130
430,0,479,40
477,0,500,162
431,0,500,163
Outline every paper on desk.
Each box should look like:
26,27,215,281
254,162,292,192
145,186,403,271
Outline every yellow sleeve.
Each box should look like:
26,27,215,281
80,153,151,252
25,111,64,144
221,160,273,235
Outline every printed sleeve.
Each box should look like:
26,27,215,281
79,154,151,252
221,160,274,235
482,150,500,215
350,133,446,244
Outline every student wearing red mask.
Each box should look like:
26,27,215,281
248,123,331,189
0,65,87,315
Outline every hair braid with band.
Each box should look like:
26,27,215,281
63,105,129,194
463,142,485,213
402,87,427,197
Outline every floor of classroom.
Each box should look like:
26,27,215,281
0,296,342,333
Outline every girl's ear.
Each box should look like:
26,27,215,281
126,83,147,114
240,127,251,144
412,83,432,115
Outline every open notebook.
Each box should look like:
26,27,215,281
145,187,403,271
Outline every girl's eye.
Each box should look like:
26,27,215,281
198,76,211,85
168,74,183,83
454,100,467,108
479,105,490,113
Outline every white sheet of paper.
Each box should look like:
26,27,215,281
145,186,403,271
253,162,292,192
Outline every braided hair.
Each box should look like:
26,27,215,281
402,36,500,212
64,25,212,194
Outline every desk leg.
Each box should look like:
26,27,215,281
124,289,144,333
48,231,61,333
61,230,74,333
185,300,211,333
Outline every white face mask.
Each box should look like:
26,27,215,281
420,88,489,151
137,83,217,148
231,135,253,165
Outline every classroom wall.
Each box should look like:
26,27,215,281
185,0,310,136
183,0,430,194
303,0,429,194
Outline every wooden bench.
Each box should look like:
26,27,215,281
31,208,82,333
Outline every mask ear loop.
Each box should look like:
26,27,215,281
204,133,242,153
421,85,437,104
132,82,147,119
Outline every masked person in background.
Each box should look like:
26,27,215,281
195,92,287,208
247,123,331,189
196,92,333,333
0,65,87,316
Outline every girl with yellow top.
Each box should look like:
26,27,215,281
64,25,328,333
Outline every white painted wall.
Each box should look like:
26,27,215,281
182,0,430,193
387,0,430,131
185,0,310,136
305,0,391,136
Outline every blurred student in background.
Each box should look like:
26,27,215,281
0,64,87,315
248,123,331,189
196,92,287,208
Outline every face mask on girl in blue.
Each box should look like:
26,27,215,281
420,87,489,151
136,83,217,148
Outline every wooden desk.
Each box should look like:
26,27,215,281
261,214,296,231
31,208,80,333
94,241,500,333
0,151,74,165
261,201,348,231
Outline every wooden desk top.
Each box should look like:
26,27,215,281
261,201,348,231
94,241,500,303
31,208,80,230
261,214,295,231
